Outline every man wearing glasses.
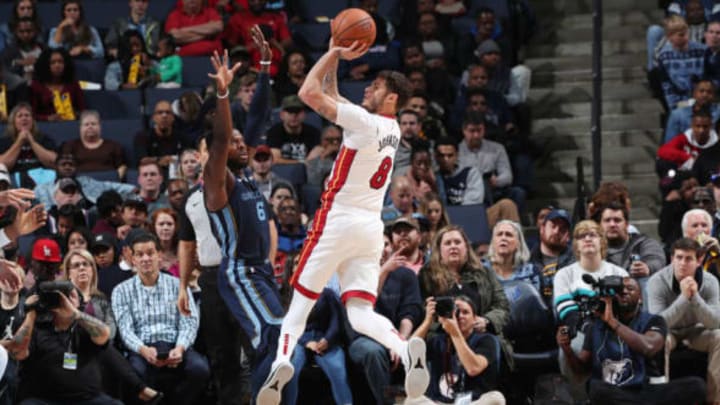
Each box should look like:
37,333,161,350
133,100,192,171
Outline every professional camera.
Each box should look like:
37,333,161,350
576,274,624,320
37,280,76,311
435,296,456,318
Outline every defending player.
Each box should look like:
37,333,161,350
258,41,430,404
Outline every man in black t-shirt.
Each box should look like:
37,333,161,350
266,95,320,164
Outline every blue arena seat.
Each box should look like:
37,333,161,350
269,108,324,129
145,87,201,114
83,0,128,30
84,170,120,182
445,204,491,245
294,0,350,21
292,23,331,51
100,119,144,162
83,90,142,119
272,163,307,188
451,16,476,36
74,59,106,84
468,0,510,19
301,184,322,217
125,168,138,185
182,57,213,88
37,2,61,32
339,80,371,104
37,121,79,146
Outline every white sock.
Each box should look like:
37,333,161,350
274,291,316,366
345,297,407,356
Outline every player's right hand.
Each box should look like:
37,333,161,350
334,41,370,61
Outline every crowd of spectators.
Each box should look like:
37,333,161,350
0,0,716,404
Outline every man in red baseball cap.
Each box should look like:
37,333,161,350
29,238,62,286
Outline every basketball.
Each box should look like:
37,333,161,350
331,8,376,48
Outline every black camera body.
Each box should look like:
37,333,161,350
435,296,456,318
37,280,75,311
577,275,624,320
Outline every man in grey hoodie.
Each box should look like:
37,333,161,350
647,237,720,405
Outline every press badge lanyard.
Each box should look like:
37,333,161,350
62,325,77,370
453,356,471,405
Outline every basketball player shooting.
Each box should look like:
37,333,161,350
257,35,430,405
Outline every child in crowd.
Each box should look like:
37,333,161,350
149,36,182,88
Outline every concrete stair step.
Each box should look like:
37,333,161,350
526,39,646,58
534,98,660,119
536,158,655,179
535,129,662,149
535,166,657,194
532,0,661,14
552,25,649,43
557,10,663,29
526,53,646,72
529,81,650,103
533,66,647,86
533,113,661,134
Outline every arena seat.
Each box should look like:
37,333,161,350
292,23,331,51
182,57,213,88
84,0,128,30
301,184,322,217
100,119,144,162
84,170,120,182
272,163,307,189
445,204,491,245
145,87,201,114
269,108,323,129
74,59,106,84
37,121,80,146
294,0,350,21
84,90,142,119
339,80,371,104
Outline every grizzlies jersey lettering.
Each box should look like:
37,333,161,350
207,175,271,265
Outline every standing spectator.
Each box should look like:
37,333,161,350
485,220,540,290
112,233,209,405
266,95,321,164
164,0,223,57
0,16,44,82
48,0,104,59
664,78,719,143
305,124,342,187
657,15,707,110
224,0,291,76
0,103,57,188
553,220,629,386
59,110,126,177
29,48,84,121
104,30,152,91
105,0,162,58
136,158,170,214
134,101,191,169
272,49,309,103
151,208,179,276
457,111,526,220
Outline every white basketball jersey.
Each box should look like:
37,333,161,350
327,102,400,212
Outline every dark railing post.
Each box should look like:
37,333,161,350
591,0,603,189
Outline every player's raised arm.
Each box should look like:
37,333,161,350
204,50,242,211
321,38,351,105
298,41,368,122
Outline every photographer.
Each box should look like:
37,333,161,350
557,277,706,405
553,220,628,386
408,295,505,405
648,237,720,404
13,285,117,404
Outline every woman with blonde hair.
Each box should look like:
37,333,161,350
485,220,540,291
419,192,450,247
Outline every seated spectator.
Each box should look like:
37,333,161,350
648,0,714,71
485,220,540,290
225,0,291,76
474,39,531,107
166,178,188,213
648,237,720,404
554,220,629,385
404,144,437,202
393,109,422,177
285,288,353,405
250,145,283,200
657,15,707,110
418,192,450,246
44,177,87,217
389,217,426,274
409,296,506,405
272,49,309,104
267,95,321,164
305,124,341,187
105,0,162,58
386,175,416,218
121,198,149,232
172,91,204,140
29,48,85,121
705,21,720,87
415,11,457,73
457,7,514,69
60,110,127,178
405,92,447,141
65,225,92,251
276,196,306,255
451,64,514,134
136,158,170,214
401,41,454,107
658,107,717,171
0,16,44,82
112,233,209,405
147,35,182,88
48,0,104,59
177,149,200,186
0,103,57,188
104,30,152,91
49,201,87,237
164,0,222,57
664,78,719,143
349,229,423,404
418,225,513,368
151,208,179,276
597,202,666,278
558,276,706,405
434,0,466,16
458,112,526,220
434,137,520,228
0,65,29,122
34,154,135,209
15,282,117,404
134,101,191,169
268,181,307,226
681,207,720,275
91,232,132,297
0,0,45,53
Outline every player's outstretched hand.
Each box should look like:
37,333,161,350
207,50,243,93
333,41,370,61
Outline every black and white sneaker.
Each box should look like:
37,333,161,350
257,360,294,405
404,337,429,399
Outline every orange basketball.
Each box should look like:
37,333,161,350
331,8,376,48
